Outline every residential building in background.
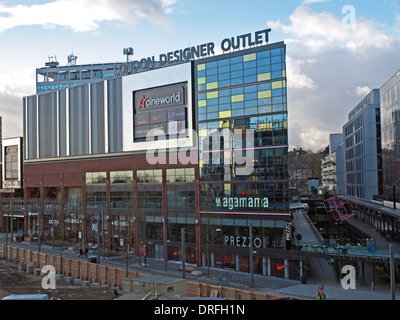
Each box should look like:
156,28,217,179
321,134,345,195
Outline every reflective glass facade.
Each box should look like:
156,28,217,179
380,70,400,198
196,43,289,217
195,42,290,260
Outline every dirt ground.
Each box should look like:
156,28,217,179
0,259,122,300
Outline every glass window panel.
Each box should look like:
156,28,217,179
244,60,257,69
231,78,243,86
243,53,257,62
198,100,207,107
244,85,257,93
244,68,257,76
245,107,258,115
244,75,257,83
258,105,272,114
271,71,282,79
218,58,230,66
197,64,205,71
206,105,218,113
245,100,258,108
232,109,244,117
231,63,243,71
198,77,206,84
206,75,218,83
230,56,243,64
271,63,282,72
206,68,218,76
257,73,271,82
207,112,218,120
206,61,217,69
271,48,281,56
218,66,230,73
231,94,244,102
206,82,218,90
257,51,270,59
207,98,218,106
232,101,244,109
218,80,230,88
219,110,231,118
219,96,231,104
220,89,231,96
231,70,243,78
207,91,219,99
219,103,231,111
258,90,271,99
271,55,282,64
218,73,230,81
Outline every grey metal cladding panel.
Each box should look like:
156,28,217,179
59,90,67,157
26,96,37,159
69,85,89,156
90,82,105,154
107,78,123,153
38,92,57,158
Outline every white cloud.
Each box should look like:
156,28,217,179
268,6,392,55
0,0,177,33
286,56,318,90
0,68,35,139
270,6,399,151
355,86,372,97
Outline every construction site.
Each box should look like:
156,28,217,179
0,241,289,300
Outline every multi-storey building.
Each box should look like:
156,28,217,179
20,30,298,279
321,134,345,195
380,70,400,199
343,89,382,199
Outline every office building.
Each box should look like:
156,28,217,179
343,89,382,199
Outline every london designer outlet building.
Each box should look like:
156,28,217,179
22,30,301,279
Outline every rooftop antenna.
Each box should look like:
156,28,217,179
123,47,134,62
45,55,59,68
67,52,78,66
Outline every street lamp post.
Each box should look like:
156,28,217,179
249,223,254,288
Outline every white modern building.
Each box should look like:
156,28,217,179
343,89,382,199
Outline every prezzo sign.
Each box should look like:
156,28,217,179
224,235,262,248
117,29,271,77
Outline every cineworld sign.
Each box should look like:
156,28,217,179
117,29,271,77
135,84,186,111
216,196,269,211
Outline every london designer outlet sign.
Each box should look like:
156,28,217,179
117,29,272,77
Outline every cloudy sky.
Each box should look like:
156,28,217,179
0,0,399,151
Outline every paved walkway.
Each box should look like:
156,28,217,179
1,235,399,300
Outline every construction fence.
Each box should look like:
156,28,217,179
0,243,286,300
